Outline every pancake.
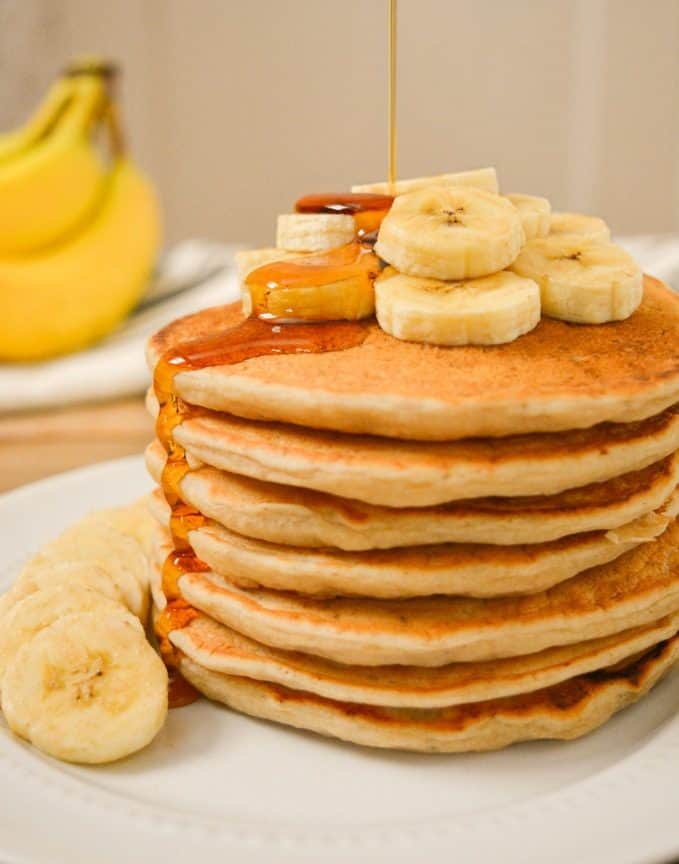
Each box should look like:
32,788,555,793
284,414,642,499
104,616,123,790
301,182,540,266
146,394,679,506
151,519,679,666
170,608,679,708
146,440,679,548
146,276,679,441
149,489,678,598
179,636,679,752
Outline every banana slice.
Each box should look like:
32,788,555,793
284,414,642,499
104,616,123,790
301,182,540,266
0,586,25,625
276,213,355,252
86,499,157,555
31,521,149,621
352,167,498,196
0,584,141,681
506,194,551,241
244,243,378,322
550,212,611,243
375,270,540,346
511,236,642,323
18,560,127,607
235,247,300,281
375,186,523,280
1,611,168,764
235,248,303,316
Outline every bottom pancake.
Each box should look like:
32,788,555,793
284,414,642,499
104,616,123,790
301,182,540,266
179,635,679,753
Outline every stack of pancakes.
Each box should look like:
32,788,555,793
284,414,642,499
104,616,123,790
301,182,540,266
145,276,679,752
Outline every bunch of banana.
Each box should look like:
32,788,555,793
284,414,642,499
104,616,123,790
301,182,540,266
0,501,168,765
0,60,160,361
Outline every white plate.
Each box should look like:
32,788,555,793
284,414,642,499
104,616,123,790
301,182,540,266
0,456,677,864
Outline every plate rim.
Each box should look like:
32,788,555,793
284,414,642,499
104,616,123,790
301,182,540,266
0,455,677,864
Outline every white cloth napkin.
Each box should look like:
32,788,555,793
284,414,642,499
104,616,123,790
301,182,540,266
0,240,242,413
617,235,679,293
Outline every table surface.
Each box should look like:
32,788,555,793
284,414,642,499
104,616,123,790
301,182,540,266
0,397,153,494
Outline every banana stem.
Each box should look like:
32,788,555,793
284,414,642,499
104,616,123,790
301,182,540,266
105,99,126,157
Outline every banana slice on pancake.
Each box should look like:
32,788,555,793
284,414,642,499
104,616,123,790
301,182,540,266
235,247,300,281
0,583,141,681
375,185,524,280
549,212,611,243
352,166,499,196
506,193,551,241
1,611,167,764
511,235,642,323
276,213,355,252
375,269,540,346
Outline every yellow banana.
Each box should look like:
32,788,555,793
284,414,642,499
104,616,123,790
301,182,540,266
0,158,160,360
0,74,108,254
0,77,76,165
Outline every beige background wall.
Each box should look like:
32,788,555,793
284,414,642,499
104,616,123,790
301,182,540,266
2,0,679,246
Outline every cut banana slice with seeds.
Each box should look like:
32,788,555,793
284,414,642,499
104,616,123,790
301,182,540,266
276,213,355,252
506,193,551,241
375,270,540,346
375,186,523,280
30,521,149,621
511,236,642,323
352,167,498,196
1,611,168,764
549,212,611,243
0,583,141,681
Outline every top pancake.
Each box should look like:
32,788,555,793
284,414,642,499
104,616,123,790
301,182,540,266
147,276,679,440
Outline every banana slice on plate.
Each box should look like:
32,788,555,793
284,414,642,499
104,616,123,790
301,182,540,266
0,583,141,681
352,167,498,196
506,194,551,241
17,560,127,608
375,186,523,280
1,611,168,764
276,213,355,252
86,499,157,556
0,586,24,624
549,212,611,243
375,269,540,346
511,236,642,323
30,521,149,622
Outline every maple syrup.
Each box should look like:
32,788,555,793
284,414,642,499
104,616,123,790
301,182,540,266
153,314,369,706
295,192,394,237
244,242,380,321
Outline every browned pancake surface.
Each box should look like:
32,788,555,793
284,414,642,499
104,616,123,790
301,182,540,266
147,277,679,439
